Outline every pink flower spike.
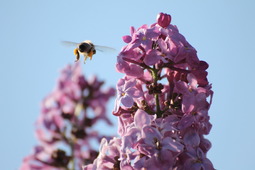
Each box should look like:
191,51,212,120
157,12,171,28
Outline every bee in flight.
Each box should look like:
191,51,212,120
62,40,115,63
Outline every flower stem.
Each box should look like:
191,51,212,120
151,67,162,118
61,129,75,170
70,143,75,170
155,93,161,118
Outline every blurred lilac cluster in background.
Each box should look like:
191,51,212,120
21,63,115,169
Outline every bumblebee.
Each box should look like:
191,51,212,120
62,40,115,63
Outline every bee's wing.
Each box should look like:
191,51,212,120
95,45,116,53
61,41,80,47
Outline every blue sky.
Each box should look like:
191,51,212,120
1,0,255,169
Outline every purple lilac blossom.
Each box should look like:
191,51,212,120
114,78,143,112
85,12,215,170
21,63,115,170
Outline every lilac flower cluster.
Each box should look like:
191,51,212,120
21,63,115,170
84,13,214,170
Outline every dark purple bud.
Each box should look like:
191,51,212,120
61,112,73,120
51,149,70,167
122,35,132,43
78,75,88,90
71,127,87,139
198,61,209,70
157,12,171,28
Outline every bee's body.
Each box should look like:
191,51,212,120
74,40,96,63
62,40,115,63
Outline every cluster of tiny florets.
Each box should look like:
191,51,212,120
20,63,115,170
84,13,214,170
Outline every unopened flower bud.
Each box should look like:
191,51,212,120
157,12,171,28
122,35,132,43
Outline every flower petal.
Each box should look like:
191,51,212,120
144,49,162,65
134,109,151,129
124,79,136,89
126,88,143,98
114,97,121,112
187,73,198,89
175,81,189,94
120,95,134,107
183,129,200,148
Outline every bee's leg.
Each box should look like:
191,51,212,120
75,53,80,62
84,55,89,64
74,48,80,62
88,51,94,60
